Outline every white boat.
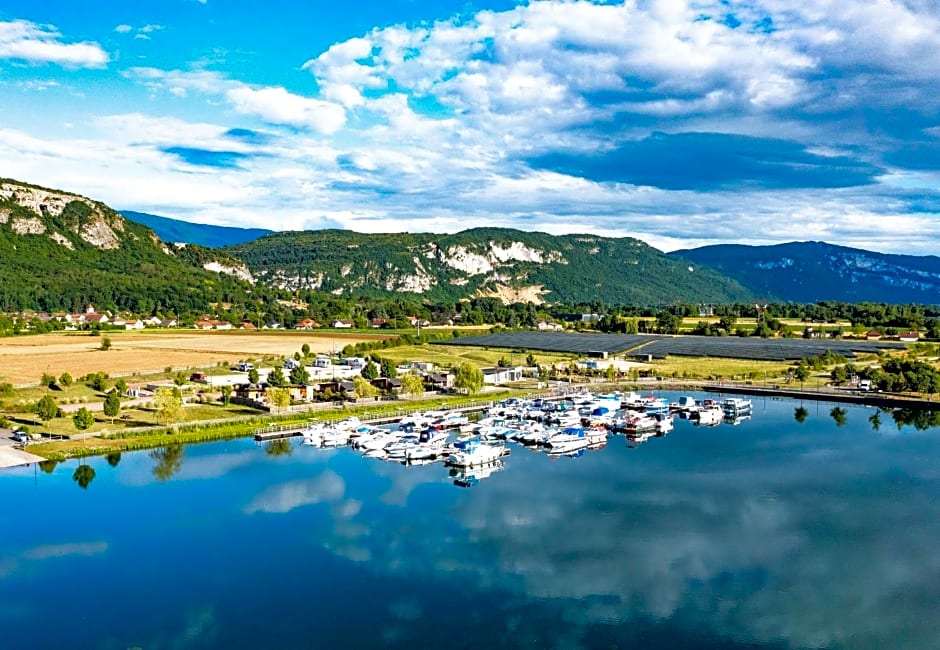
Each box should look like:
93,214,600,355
354,430,398,451
653,413,674,434
694,404,723,426
545,427,590,454
452,460,505,487
384,434,420,459
722,398,753,418
301,423,328,445
447,440,508,467
617,412,658,434
584,426,608,445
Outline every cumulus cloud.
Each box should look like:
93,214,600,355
0,19,109,67
5,1,940,252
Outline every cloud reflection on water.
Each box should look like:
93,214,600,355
284,420,940,649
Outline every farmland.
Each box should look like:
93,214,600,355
0,331,389,386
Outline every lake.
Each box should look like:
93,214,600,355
2,392,939,649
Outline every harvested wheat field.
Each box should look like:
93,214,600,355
0,331,391,386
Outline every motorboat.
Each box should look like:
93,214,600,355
693,404,723,426
451,460,505,487
447,439,508,467
545,427,590,455
722,398,753,418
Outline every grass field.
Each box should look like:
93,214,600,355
374,344,577,369
650,356,796,380
0,330,390,386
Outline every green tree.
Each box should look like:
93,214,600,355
830,365,848,385
59,372,73,391
72,464,96,489
150,444,184,481
794,362,811,390
38,459,59,474
106,452,122,467
399,372,425,396
267,386,291,411
289,364,310,385
89,371,108,392
353,376,378,399
301,343,311,357
248,367,260,384
869,411,882,432
41,372,57,389
114,378,128,395
454,362,484,394
35,394,59,425
72,406,95,432
220,385,233,406
361,359,379,380
267,366,287,387
154,386,183,426
100,336,112,351
525,353,537,366
103,388,121,424
380,358,397,379
173,370,188,387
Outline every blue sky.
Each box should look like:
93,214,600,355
1,0,939,254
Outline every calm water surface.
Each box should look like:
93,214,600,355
2,392,940,649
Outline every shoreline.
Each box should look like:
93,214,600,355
14,381,939,465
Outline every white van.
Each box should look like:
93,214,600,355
237,362,254,372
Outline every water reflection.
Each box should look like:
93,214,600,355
105,452,121,467
793,406,808,424
150,444,184,481
830,406,848,427
71,464,95,489
5,394,940,649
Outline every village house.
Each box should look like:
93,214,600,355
866,330,883,340
482,366,524,385
425,372,454,391
899,331,921,342
332,319,354,329
370,318,388,328
194,319,232,330
370,377,402,393
124,319,144,330
295,318,321,330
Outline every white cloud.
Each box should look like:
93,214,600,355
0,19,109,67
226,85,346,134
114,24,132,34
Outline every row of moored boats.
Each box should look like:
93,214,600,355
299,391,753,486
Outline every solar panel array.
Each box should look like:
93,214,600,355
436,331,907,361
634,337,906,361
438,332,660,355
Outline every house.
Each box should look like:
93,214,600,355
537,320,563,331
482,366,524,385
110,316,127,327
866,330,883,340
406,316,431,328
84,313,109,325
143,316,163,327
295,318,321,330
240,322,257,330
234,383,268,402
425,372,454,391
332,319,354,329
310,380,356,399
159,318,178,328
370,318,388,329
370,377,402,393
124,319,144,330
194,319,232,330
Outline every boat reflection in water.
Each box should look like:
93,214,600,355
450,460,506,487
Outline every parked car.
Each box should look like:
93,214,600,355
12,431,29,444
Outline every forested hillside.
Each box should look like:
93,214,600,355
224,228,754,304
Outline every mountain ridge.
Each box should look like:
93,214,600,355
669,241,940,304
121,210,272,248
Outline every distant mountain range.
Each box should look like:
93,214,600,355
122,210,272,248
669,242,940,304
3,177,938,309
